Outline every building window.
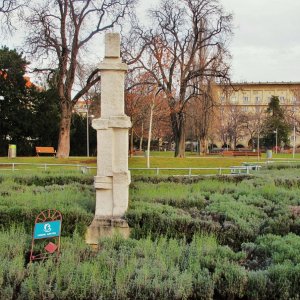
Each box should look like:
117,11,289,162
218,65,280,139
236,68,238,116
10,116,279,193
255,96,261,104
255,106,260,113
242,106,248,112
243,96,249,104
231,97,237,103
279,96,285,103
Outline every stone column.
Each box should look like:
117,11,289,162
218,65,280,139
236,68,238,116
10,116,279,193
86,33,131,245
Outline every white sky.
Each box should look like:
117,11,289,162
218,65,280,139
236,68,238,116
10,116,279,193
2,0,300,83
223,0,300,82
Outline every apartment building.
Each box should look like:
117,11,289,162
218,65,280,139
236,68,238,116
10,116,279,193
213,82,300,148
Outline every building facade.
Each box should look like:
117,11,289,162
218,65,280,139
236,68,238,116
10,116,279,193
213,82,300,149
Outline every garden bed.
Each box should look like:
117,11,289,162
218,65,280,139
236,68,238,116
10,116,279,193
0,169,300,299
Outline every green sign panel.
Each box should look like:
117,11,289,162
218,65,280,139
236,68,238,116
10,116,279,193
33,220,61,239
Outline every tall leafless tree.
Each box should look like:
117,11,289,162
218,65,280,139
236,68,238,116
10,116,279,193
186,80,217,155
21,0,135,157
0,0,25,31
124,0,232,157
220,105,248,149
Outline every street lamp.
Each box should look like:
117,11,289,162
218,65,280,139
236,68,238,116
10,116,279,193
292,105,297,159
257,127,260,161
273,129,278,154
86,110,94,157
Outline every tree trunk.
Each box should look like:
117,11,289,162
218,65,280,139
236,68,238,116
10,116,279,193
56,102,73,158
172,112,185,158
200,137,207,156
173,122,185,157
139,121,144,151
147,103,154,168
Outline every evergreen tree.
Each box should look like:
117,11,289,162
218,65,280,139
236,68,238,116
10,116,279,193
262,96,291,149
0,47,36,155
0,47,60,155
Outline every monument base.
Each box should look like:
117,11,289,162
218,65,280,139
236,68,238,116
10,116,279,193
85,217,130,245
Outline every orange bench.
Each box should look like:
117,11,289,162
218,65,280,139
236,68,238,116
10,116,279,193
233,151,261,157
36,147,56,156
223,151,261,157
223,151,234,156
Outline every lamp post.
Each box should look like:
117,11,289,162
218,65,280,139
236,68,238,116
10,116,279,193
86,109,94,157
257,127,260,161
292,104,297,159
274,129,278,154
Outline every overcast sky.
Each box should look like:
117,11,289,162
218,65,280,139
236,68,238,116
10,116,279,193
3,0,300,83
223,0,300,82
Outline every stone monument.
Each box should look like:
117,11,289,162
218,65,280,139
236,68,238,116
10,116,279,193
86,33,131,245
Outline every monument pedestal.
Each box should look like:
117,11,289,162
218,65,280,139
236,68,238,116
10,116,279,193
86,217,130,245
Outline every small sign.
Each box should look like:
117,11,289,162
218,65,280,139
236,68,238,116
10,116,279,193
33,220,61,239
30,209,62,262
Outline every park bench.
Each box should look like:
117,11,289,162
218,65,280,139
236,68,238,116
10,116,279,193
230,166,249,175
223,151,261,157
233,151,261,157
231,164,261,175
242,163,261,171
36,147,56,156
222,151,234,156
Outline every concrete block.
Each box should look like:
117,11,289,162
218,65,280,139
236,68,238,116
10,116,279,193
105,33,121,58
86,217,130,245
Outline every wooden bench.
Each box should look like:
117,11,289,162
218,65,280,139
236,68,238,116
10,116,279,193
223,151,234,156
233,151,261,157
36,147,56,156
223,151,261,157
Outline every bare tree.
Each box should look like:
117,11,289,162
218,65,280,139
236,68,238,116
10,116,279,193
243,107,265,150
0,0,25,31
219,105,248,149
186,81,216,155
124,0,232,157
21,0,135,157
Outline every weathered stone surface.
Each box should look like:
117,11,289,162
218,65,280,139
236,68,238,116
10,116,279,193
104,33,121,58
86,217,130,245
86,33,131,245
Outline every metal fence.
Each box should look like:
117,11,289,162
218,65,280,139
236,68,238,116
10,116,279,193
2,159,300,175
0,163,83,172
0,163,262,176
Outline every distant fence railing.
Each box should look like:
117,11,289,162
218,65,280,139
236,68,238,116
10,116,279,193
0,163,262,176
0,163,83,172
2,159,300,176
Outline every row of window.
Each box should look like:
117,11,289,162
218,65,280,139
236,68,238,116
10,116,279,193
220,96,297,104
220,107,262,113
220,105,299,114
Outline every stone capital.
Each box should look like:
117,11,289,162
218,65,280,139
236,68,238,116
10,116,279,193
109,116,131,128
92,116,131,130
99,62,128,71
92,118,109,130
